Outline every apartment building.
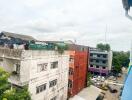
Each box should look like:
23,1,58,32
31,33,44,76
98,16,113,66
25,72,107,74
88,48,112,76
0,31,69,100
67,44,89,97
0,47,69,100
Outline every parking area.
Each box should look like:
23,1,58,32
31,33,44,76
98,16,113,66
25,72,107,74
91,73,125,100
104,85,122,100
69,72,125,100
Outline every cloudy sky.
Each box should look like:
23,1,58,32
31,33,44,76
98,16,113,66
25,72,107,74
0,0,132,51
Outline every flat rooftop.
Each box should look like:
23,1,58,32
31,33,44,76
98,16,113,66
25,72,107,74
69,85,101,100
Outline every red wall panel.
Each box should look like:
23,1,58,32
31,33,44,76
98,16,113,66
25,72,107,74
68,50,89,97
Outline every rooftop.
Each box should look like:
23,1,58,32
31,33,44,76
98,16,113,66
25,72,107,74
70,85,101,100
1,31,36,41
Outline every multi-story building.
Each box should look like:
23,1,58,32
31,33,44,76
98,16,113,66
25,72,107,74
0,48,69,100
38,41,89,97
40,41,90,98
88,48,112,76
67,44,89,97
0,32,69,100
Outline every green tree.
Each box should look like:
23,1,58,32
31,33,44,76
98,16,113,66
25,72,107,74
96,43,111,51
0,68,31,100
0,68,10,96
112,51,129,73
55,43,68,54
87,73,93,87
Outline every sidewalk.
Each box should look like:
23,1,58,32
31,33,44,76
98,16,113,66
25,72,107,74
69,85,101,100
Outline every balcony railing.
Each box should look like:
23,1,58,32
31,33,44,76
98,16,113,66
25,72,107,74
90,56,108,60
8,74,28,86
90,62,108,66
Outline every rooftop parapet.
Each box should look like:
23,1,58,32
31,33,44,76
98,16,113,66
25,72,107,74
0,47,22,59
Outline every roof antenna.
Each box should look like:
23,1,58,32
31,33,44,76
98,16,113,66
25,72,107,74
105,24,107,44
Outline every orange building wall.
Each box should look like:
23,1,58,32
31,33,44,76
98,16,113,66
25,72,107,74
68,50,88,97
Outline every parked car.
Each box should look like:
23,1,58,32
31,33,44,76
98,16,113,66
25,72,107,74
108,76,114,80
107,85,118,93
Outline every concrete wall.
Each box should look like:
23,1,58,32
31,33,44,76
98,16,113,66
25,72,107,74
108,51,113,71
28,52,69,100
0,48,69,100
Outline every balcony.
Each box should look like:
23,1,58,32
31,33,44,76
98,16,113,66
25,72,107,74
90,56,108,60
90,62,108,66
100,69,109,74
88,67,101,72
8,72,28,86
88,67,109,74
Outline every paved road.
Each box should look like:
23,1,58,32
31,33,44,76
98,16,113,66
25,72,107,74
104,72,126,100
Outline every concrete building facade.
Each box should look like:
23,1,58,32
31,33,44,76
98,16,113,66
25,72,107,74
0,47,69,100
88,48,112,76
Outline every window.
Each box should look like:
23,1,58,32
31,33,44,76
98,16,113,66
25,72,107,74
102,67,106,69
37,63,48,72
96,66,99,68
90,54,93,56
97,54,100,57
68,80,72,89
90,65,93,67
69,57,74,62
102,61,106,64
96,60,99,63
36,83,46,94
103,54,107,58
90,59,93,62
49,79,57,88
69,68,73,75
14,64,20,74
51,61,58,69
50,96,57,100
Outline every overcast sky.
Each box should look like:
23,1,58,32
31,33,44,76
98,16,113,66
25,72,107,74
0,0,132,51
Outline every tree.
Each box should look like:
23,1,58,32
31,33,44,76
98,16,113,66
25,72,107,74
0,68,31,100
55,43,68,54
112,51,130,74
87,73,93,87
0,68,10,96
105,44,111,51
96,43,110,51
1,87,31,100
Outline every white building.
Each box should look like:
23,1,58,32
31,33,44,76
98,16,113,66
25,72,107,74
0,47,69,100
89,48,113,76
